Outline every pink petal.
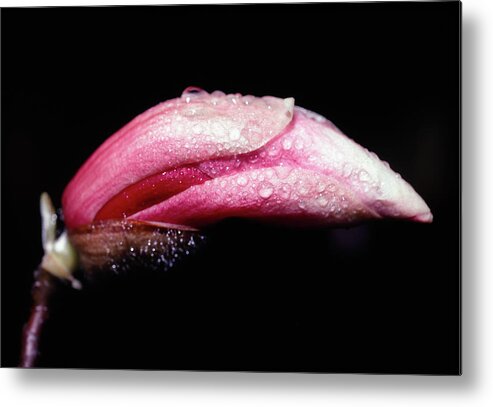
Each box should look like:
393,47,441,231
94,166,210,221
62,89,432,230
130,107,432,227
62,88,294,228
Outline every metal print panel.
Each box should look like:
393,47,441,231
1,1,461,374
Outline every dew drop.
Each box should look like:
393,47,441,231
229,127,241,141
211,90,225,97
282,138,292,150
298,183,310,196
258,183,274,199
240,125,263,146
237,176,249,186
316,196,329,208
279,184,291,199
181,86,207,103
359,169,370,182
275,166,292,180
342,163,352,178
242,95,255,105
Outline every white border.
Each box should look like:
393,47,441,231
2,1,493,406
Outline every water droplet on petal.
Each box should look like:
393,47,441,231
242,95,255,105
275,166,292,180
181,86,207,102
279,184,291,199
258,182,274,199
342,163,352,178
282,138,292,150
229,127,241,141
265,168,275,179
237,176,249,186
359,169,370,182
316,196,329,208
298,183,310,196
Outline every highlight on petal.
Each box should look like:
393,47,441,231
63,88,294,228
62,88,432,232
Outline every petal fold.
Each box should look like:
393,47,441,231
62,88,432,230
63,88,294,228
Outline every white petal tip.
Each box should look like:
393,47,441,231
284,97,295,112
409,211,433,223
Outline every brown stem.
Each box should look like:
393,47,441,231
19,267,56,368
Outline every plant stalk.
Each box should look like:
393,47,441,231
19,266,56,368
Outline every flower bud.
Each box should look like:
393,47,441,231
62,88,432,272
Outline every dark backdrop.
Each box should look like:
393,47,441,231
1,2,460,373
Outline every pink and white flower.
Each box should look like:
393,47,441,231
63,87,432,231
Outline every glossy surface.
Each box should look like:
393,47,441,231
2,3,458,374
63,90,432,229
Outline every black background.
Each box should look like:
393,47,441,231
1,2,460,373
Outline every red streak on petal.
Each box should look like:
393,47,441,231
94,166,210,221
